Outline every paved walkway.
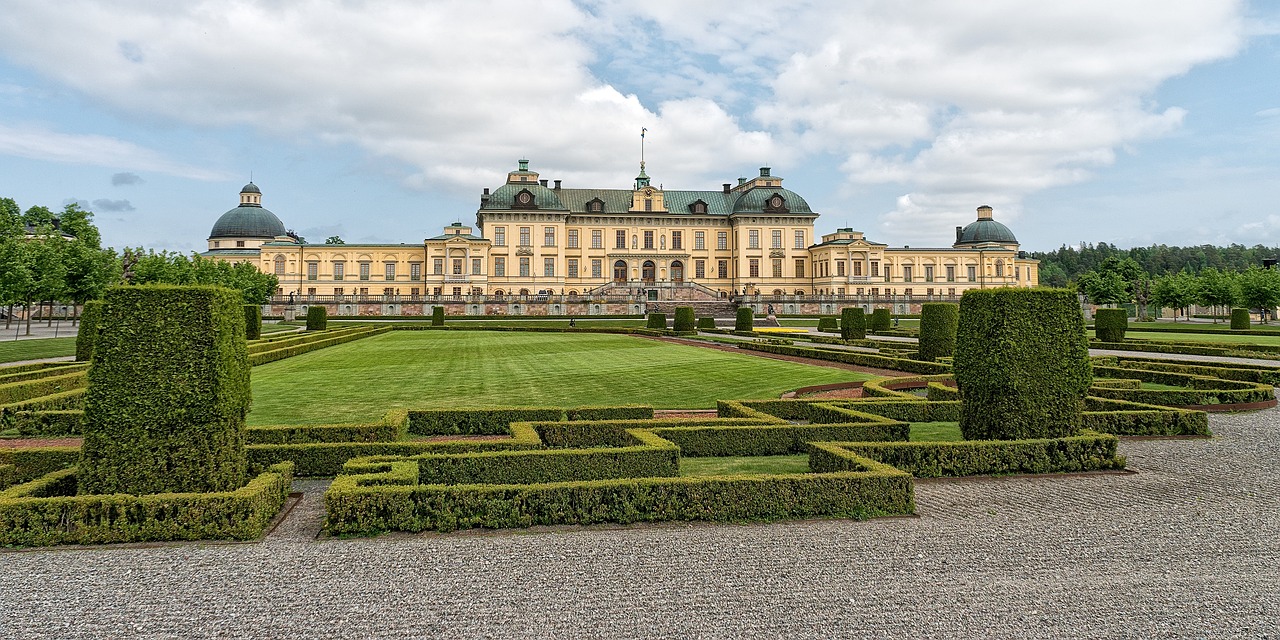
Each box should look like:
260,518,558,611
2,399,1277,638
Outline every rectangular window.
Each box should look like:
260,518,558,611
544,226,555,247
519,227,531,246
870,287,879,297
749,259,760,278
452,259,463,275
519,257,530,277
591,259,602,278
385,263,396,280
307,262,318,281
616,229,626,249
359,262,370,281
903,265,913,281
307,287,316,297
794,230,804,249
718,260,728,278
717,232,728,250
360,287,369,295
472,258,482,275
274,258,286,277
644,198,652,212
409,288,418,297
772,259,782,278
592,229,602,249
967,265,977,281
383,287,394,297
749,230,759,249
334,287,344,296
567,229,578,248
854,261,862,276
795,259,805,278
1015,266,1021,280
567,258,578,276
643,230,654,249
494,257,505,277
410,263,421,281
544,258,554,277
695,259,706,279
905,288,913,297
771,229,782,249
946,266,955,282
871,261,880,278
334,261,345,281
433,259,443,275
949,288,956,297
925,265,934,282
695,231,705,250
452,286,462,297
494,227,506,246
837,261,845,276
927,288,935,297
671,231,682,250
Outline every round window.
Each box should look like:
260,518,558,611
517,192,532,204
770,196,783,208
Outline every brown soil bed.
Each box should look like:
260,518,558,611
638,335,912,377
0,437,82,449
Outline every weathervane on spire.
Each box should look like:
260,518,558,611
640,127,647,172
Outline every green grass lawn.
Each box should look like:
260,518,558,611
248,331,869,424
679,454,810,476
1125,321,1280,333
1119,331,1280,347
1139,381,1190,391
0,337,77,364
259,323,301,334
910,421,963,441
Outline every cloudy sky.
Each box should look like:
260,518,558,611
0,1,1277,253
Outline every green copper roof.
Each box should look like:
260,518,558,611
731,187,813,214
209,205,287,239
954,219,1018,246
486,183,566,210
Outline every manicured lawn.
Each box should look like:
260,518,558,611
260,323,301,334
1125,321,1280,333
679,454,810,476
1120,331,1280,347
0,337,76,364
248,331,869,424
1140,381,1190,391
910,421,963,441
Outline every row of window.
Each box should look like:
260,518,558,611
812,262,1017,281
490,227,807,251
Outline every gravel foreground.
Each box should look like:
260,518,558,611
3,403,1278,639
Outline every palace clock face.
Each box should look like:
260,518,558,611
644,188,654,196
770,196,783,208
517,192,532,204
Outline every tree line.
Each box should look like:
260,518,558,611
1074,256,1280,323
1,198,277,335
1031,242,1280,288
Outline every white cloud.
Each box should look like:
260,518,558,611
0,123,228,180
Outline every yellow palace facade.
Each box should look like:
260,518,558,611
204,160,1038,315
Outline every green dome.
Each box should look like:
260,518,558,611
955,218,1018,245
732,188,813,214
485,183,565,210
209,204,286,239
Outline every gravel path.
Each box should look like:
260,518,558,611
2,402,1278,639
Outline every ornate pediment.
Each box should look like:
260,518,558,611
769,249,787,258
515,246,534,256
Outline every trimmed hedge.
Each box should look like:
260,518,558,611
646,312,667,329
735,307,754,332
0,370,87,405
673,307,695,332
869,308,891,332
1082,396,1210,436
324,460,914,534
954,288,1091,441
697,317,716,329
814,431,1124,478
431,306,445,326
1110,358,1280,386
1094,308,1128,342
840,307,866,340
1090,365,1273,406
244,304,262,340
248,326,389,366
1231,308,1250,330
652,422,908,456
397,433,679,485
737,342,951,374
407,407,566,435
246,420,402,445
0,388,86,415
917,302,959,362
306,305,328,331
7,409,83,436
0,462,293,546
75,300,104,362
817,316,838,332
247,428,545,477
0,446,82,488
565,405,655,421
79,285,250,496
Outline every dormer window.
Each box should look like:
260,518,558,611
513,189,537,209
764,193,789,213
688,200,708,214
587,198,605,213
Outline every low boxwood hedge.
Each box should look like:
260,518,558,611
1082,397,1210,436
564,406,655,421
814,431,1124,478
738,342,951,374
248,327,389,366
0,370,88,405
5,409,83,436
651,422,908,457
0,446,82,489
246,420,403,445
0,363,86,386
408,407,566,435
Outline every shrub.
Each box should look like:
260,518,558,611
0,370,87,405
816,316,838,332
306,305,328,331
9,410,83,436
646,312,667,329
244,304,262,340
75,300,104,362
247,326,388,366
840,307,866,340
954,288,1091,441
813,431,1123,478
869,308,891,332
565,406,655,421
407,407,565,435
431,306,445,326
673,307,695,332
78,285,250,495
697,317,716,329
0,446,81,488
1094,308,1128,342
1230,308,1250,330
917,302,959,362
737,342,951,375
735,307,754,331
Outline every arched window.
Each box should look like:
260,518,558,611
773,289,784,296
671,260,684,283
273,255,285,276
795,290,805,297
519,288,530,296
613,260,627,283
995,259,1005,277
493,289,504,298
642,260,656,283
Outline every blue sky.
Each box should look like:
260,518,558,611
0,1,1276,254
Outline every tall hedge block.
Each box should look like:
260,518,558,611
840,307,866,340
697,317,716,329
244,305,262,341
735,307,754,332
954,288,1091,441
673,307,695,332
78,285,250,495
869,308,891,332
816,316,838,332
1094,308,1128,342
306,305,328,331
646,312,667,329
917,302,959,361
1230,308,1250,330
75,300,104,362
431,306,445,326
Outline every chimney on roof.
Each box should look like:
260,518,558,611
539,179,548,187
723,183,731,193
956,226,963,243
553,179,561,190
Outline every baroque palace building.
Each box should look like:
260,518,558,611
204,160,1038,316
